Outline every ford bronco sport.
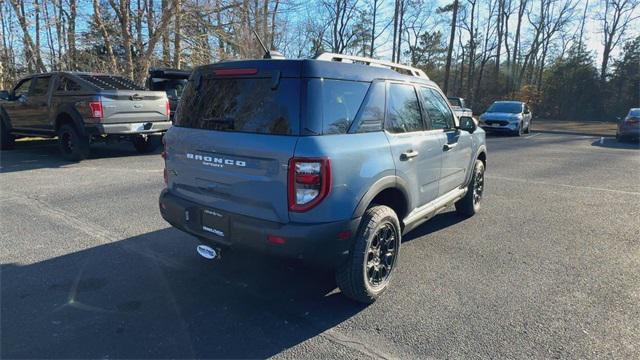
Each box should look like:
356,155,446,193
159,53,487,303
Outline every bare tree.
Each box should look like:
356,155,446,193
443,0,459,94
597,0,640,81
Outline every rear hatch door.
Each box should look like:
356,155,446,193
166,62,302,223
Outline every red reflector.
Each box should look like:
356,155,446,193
165,100,171,119
296,173,320,185
88,101,103,119
267,235,286,245
214,68,258,76
161,151,167,159
337,231,352,240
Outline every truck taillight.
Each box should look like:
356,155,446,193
288,157,331,212
88,101,103,119
165,100,170,119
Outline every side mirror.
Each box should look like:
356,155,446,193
0,90,9,100
458,116,477,133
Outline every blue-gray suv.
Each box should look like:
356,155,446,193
159,54,487,303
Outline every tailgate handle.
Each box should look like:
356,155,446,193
130,93,144,101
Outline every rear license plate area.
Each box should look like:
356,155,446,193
201,208,229,238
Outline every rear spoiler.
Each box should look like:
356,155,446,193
148,69,191,80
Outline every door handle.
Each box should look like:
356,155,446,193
400,150,419,160
443,143,457,151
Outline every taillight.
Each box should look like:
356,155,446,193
88,101,103,120
626,117,639,123
165,100,170,119
288,157,331,212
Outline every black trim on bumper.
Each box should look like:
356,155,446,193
159,189,360,268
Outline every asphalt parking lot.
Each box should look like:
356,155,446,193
1,129,639,358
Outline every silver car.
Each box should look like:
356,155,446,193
480,100,532,136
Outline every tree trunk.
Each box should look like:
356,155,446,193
161,0,170,64
93,0,118,72
443,0,459,94
173,0,181,68
67,0,77,70
9,0,46,72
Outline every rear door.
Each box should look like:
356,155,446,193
419,87,473,196
26,75,53,130
384,82,442,209
166,69,301,223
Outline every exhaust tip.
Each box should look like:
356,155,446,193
196,245,218,260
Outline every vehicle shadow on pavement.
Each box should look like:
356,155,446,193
0,139,162,173
0,228,365,359
591,138,640,150
403,210,466,243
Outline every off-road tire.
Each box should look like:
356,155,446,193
455,159,485,217
57,124,89,161
0,116,15,150
132,134,161,153
336,205,401,304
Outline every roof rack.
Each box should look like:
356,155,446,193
315,53,429,80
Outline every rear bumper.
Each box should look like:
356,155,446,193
619,125,640,138
159,189,360,268
86,121,171,135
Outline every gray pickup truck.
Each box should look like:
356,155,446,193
0,72,170,161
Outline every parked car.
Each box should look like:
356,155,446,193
447,96,473,119
479,100,532,136
159,53,487,303
146,68,191,121
0,72,170,160
616,108,640,142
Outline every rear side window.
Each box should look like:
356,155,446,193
31,76,52,96
305,79,369,135
78,75,144,90
420,87,454,130
385,83,423,133
57,77,82,91
176,77,300,135
350,81,385,133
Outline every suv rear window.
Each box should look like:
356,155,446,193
176,77,300,135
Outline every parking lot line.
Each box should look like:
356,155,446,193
487,175,640,195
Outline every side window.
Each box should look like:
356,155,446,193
305,79,369,135
350,81,385,133
419,87,454,130
13,79,32,98
57,77,82,92
31,76,52,96
385,83,423,133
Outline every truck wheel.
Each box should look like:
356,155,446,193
0,117,15,150
455,159,485,217
57,124,89,161
132,134,161,153
336,205,401,304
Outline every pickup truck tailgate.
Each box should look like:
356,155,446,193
100,90,168,124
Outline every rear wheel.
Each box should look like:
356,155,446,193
57,124,89,161
0,117,15,150
456,159,485,217
336,205,401,304
132,134,161,153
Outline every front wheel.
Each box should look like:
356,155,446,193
0,118,15,150
524,119,531,134
336,205,401,304
455,159,485,217
132,134,161,153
